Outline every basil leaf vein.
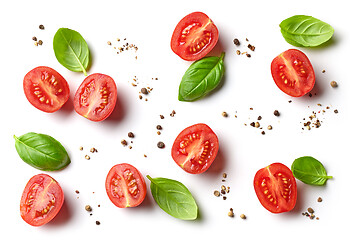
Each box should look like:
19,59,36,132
178,52,225,101
147,175,198,220
14,132,70,171
279,15,334,47
291,156,333,185
53,28,90,75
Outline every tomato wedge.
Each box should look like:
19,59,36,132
254,163,297,213
23,66,70,113
105,163,147,208
20,174,64,226
74,73,117,121
271,49,315,97
171,123,219,174
171,12,219,61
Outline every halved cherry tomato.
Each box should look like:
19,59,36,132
171,12,219,61
271,49,315,97
74,73,117,121
254,163,297,214
105,163,146,208
23,66,70,113
171,123,219,174
20,174,64,226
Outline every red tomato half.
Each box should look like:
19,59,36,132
74,73,117,121
171,12,219,61
105,163,147,208
23,66,70,113
254,163,297,214
171,123,219,174
271,49,315,97
20,174,64,226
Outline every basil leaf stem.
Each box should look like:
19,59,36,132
147,175,198,220
178,52,225,101
14,132,70,171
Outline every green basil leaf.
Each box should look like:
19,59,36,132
291,156,333,185
178,52,225,102
279,15,334,47
14,132,70,171
53,28,90,75
147,175,198,220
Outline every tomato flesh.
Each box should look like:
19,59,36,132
74,73,117,121
105,163,146,208
254,163,297,213
271,49,315,97
20,174,64,226
23,66,70,113
171,12,219,61
171,123,219,174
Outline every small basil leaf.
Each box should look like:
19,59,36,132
147,175,198,220
53,28,90,75
280,15,334,47
178,52,225,102
291,156,333,185
14,132,70,171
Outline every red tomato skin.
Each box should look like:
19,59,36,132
171,12,219,61
171,123,219,174
74,73,117,122
105,163,147,208
254,163,297,214
23,66,70,113
20,174,64,226
271,49,315,97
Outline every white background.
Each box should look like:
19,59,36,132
0,0,349,239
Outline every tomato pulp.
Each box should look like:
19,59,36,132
171,12,219,61
20,174,64,226
271,49,315,97
171,123,219,174
254,163,297,213
74,73,117,121
23,66,70,113
105,163,147,208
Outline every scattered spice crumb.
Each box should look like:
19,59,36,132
156,125,162,130
157,141,165,149
141,87,148,95
39,24,45,30
79,146,83,151
38,40,43,45
90,147,97,153
75,190,80,194
85,205,92,212
121,139,127,146
128,132,135,138
330,81,338,88
228,208,234,218
85,155,90,160
107,41,111,45
233,38,240,46
160,115,164,119
32,36,37,41
274,110,280,116
267,125,272,130
240,214,246,219
95,221,100,225
222,111,228,117
170,110,176,117
317,197,323,202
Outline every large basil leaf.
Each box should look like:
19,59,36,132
291,156,333,185
280,15,334,47
14,132,70,171
53,28,90,75
178,52,225,101
147,175,198,220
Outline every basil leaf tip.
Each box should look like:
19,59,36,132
178,52,225,102
291,156,332,186
279,15,334,47
14,132,70,171
147,175,198,220
53,27,90,75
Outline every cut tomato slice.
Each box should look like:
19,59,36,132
74,73,117,121
171,12,219,61
20,174,64,226
254,163,297,213
105,163,147,208
23,66,70,113
171,123,219,174
271,49,315,97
